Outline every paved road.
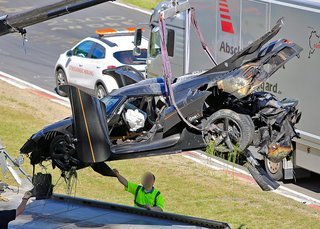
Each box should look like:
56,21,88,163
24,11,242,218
0,0,319,203
0,0,150,91
279,173,320,201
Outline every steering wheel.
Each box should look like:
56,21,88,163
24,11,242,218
77,53,86,58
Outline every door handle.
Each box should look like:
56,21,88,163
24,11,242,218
79,64,83,67
96,66,101,69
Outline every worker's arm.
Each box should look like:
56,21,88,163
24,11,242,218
16,191,32,217
113,169,128,188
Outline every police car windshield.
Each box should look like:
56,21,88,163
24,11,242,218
113,49,147,65
101,95,123,114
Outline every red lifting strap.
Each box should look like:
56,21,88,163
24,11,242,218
190,7,217,66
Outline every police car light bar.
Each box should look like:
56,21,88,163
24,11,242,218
95,27,145,37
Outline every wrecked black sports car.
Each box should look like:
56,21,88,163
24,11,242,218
21,21,301,189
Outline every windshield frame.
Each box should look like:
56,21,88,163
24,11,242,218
101,95,124,115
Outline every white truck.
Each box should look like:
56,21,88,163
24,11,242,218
134,0,320,180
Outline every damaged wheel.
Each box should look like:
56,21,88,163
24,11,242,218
203,109,254,153
264,157,283,181
49,135,80,171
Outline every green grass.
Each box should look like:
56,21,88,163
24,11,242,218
0,81,319,228
121,0,162,10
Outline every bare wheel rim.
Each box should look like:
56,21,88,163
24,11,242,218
266,159,281,174
97,87,106,99
205,117,242,153
56,71,66,86
51,137,76,170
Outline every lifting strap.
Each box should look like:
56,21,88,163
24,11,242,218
159,14,204,132
190,7,217,66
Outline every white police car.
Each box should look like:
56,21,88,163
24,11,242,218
54,28,148,98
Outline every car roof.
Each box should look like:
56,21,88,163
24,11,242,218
110,78,165,97
93,35,148,51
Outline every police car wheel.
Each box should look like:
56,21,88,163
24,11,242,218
55,69,68,97
95,84,107,99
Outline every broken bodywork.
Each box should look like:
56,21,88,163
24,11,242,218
0,0,114,37
20,20,302,190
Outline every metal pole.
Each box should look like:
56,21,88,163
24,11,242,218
184,8,191,74
0,0,114,36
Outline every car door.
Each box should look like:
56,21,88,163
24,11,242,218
66,40,95,87
84,42,106,90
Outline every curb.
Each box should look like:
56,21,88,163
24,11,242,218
182,151,320,211
112,1,152,15
0,71,70,108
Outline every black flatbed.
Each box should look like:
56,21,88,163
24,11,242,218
2,191,230,229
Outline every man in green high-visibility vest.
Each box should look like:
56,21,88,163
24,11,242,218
113,169,164,212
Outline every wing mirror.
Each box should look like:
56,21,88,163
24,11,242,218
66,50,73,57
133,28,142,47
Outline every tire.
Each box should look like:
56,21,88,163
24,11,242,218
49,135,77,171
202,109,254,153
95,84,107,99
55,69,68,97
264,157,283,181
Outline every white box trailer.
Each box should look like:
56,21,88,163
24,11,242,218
144,0,320,180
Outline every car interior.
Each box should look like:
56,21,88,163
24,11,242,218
108,95,167,145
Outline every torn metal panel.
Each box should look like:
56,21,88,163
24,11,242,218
216,40,303,99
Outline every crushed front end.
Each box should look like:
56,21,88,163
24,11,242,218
249,92,301,162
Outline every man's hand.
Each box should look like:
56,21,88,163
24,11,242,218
23,191,32,200
145,204,152,210
113,168,128,187
145,204,162,211
16,191,32,217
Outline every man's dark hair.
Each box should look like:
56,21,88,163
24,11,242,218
144,172,155,182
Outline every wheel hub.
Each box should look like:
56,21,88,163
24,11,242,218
51,137,77,171
57,73,65,85
97,88,106,99
266,159,281,174
205,117,242,153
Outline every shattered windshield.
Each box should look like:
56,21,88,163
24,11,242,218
101,95,123,114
